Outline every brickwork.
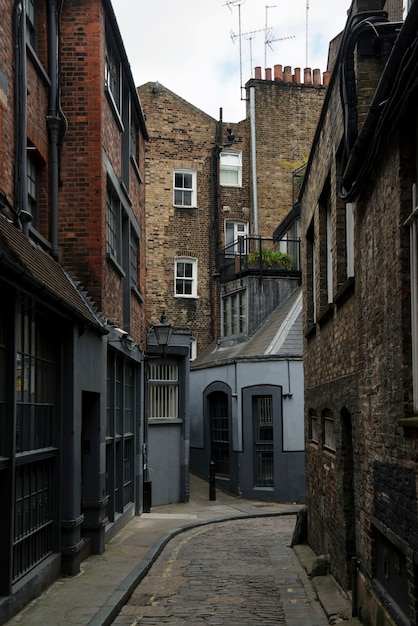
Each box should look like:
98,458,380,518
301,0,418,623
138,83,217,350
0,0,14,212
139,69,325,354
247,72,327,237
59,0,147,344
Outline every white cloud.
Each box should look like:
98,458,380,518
111,0,350,122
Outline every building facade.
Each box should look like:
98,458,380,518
0,0,148,620
139,66,327,357
300,0,418,624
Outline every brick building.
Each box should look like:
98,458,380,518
0,0,148,620
139,64,327,356
300,0,418,623
138,61,327,500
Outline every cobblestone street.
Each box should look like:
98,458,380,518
112,516,329,625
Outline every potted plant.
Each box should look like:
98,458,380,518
246,248,293,270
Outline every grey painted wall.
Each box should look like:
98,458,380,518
190,358,305,502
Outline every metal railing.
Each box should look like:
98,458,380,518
216,236,301,283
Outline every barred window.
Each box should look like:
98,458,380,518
148,361,179,419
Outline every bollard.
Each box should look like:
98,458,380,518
209,460,216,501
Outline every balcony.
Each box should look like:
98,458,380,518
216,236,301,283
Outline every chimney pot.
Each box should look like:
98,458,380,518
293,67,301,84
323,70,330,86
265,67,272,81
254,66,262,79
304,67,312,84
313,68,321,85
284,66,292,83
274,64,283,81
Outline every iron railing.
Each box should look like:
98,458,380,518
216,236,301,283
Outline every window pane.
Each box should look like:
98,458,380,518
148,362,179,419
254,396,273,487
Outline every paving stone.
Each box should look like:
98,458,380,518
112,517,329,625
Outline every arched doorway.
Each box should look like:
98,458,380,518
209,391,230,479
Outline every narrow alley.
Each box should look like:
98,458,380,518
111,516,329,625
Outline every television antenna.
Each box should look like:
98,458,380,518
305,0,309,68
228,2,295,98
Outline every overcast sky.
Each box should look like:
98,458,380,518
111,0,350,123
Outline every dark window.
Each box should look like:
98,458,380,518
16,302,58,453
0,305,5,456
254,396,274,487
106,183,122,263
130,228,139,290
106,353,137,519
209,392,229,478
27,154,39,229
105,40,120,110
26,0,37,50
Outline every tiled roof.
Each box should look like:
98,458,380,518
192,286,303,368
0,214,106,331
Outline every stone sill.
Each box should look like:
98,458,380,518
399,416,418,428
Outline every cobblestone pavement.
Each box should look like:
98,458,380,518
111,516,330,626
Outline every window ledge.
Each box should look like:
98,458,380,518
148,419,183,425
318,303,334,327
174,294,199,300
130,156,143,184
174,205,198,210
399,416,418,428
131,285,144,303
105,87,124,132
106,253,126,277
334,277,355,305
305,323,317,340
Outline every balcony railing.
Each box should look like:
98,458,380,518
216,236,301,283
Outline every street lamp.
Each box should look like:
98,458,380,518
153,311,172,355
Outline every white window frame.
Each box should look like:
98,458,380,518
326,205,333,303
173,169,196,208
225,221,248,255
105,40,121,112
220,150,242,187
175,257,198,298
346,202,355,278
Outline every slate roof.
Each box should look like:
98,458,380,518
0,214,106,332
192,286,303,369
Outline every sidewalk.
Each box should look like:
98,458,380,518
5,474,360,626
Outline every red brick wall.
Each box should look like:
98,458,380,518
59,0,105,307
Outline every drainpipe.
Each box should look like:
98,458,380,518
351,556,359,617
47,0,65,260
249,86,259,235
14,0,29,233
